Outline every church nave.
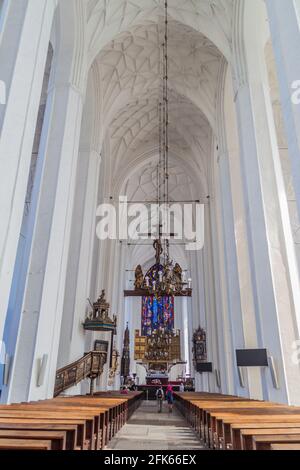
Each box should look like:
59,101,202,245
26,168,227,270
107,401,204,451
1,0,300,454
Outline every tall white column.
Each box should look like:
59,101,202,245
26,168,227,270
29,85,84,401
266,0,300,220
202,206,221,394
210,169,235,395
0,0,56,345
217,152,250,397
233,2,300,402
113,242,127,390
67,150,102,364
107,240,122,390
8,81,85,403
216,61,265,398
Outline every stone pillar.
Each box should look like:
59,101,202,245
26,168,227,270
266,0,300,220
113,242,127,390
201,206,220,394
8,81,85,403
232,1,300,403
0,0,56,345
180,296,189,376
217,62,264,399
217,152,250,397
67,150,102,364
209,169,235,395
107,240,122,390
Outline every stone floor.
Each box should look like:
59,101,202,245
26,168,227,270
107,401,205,450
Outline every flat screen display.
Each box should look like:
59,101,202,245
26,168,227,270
236,349,268,367
196,362,213,373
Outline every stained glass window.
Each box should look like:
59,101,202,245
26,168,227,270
142,295,174,337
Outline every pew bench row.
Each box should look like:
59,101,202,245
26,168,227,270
0,392,143,450
175,392,300,450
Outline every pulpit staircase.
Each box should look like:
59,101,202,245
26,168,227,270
54,350,108,397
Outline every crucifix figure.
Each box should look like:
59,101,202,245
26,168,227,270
153,239,163,264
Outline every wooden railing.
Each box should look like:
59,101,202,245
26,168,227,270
54,351,108,397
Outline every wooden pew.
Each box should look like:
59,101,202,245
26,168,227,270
0,430,66,450
174,392,300,451
253,434,300,450
240,428,300,450
43,396,129,445
0,406,104,450
59,396,128,437
229,422,300,450
271,443,300,450
209,410,300,449
218,414,300,449
0,391,142,451
179,399,284,445
0,438,52,450
0,418,84,450
0,410,95,450
39,398,123,447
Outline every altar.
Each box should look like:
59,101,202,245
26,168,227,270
146,373,169,386
136,378,195,400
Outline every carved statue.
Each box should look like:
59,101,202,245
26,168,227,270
134,265,144,290
192,327,207,364
98,290,106,302
173,263,182,291
109,348,120,384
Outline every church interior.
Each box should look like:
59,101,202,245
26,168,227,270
1,0,300,452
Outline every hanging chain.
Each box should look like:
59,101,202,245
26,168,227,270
157,0,170,268
164,0,169,264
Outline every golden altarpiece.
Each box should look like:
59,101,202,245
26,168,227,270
126,239,192,375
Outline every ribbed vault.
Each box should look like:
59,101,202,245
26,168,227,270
91,18,221,199
85,1,229,276
86,0,234,64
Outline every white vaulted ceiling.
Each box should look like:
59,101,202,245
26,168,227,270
92,18,222,196
86,0,234,64
98,21,221,126
125,161,194,203
84,0,231,237
82,0,233,273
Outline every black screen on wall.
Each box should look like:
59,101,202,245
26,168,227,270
236,349,268,367
196,362,213,373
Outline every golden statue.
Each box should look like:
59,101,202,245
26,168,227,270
134,265,144,290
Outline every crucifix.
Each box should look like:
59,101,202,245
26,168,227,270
153,238,163,264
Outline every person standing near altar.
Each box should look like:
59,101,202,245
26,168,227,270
156,386,165,413
166,385,174,413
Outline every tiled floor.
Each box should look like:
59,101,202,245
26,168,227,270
107,401,205,450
